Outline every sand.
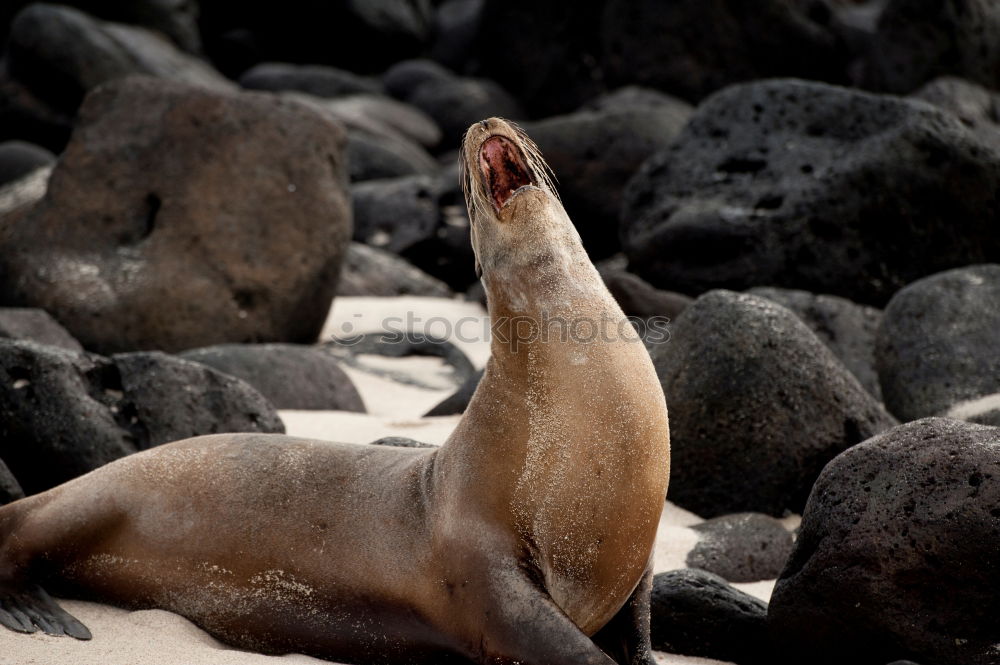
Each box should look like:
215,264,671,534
3,600,730,665
322,296,492,368
1,296,785,665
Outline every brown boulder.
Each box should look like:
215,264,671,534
0,76,352,353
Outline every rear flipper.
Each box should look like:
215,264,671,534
0,583,91,639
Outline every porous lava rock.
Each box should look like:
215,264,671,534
653,290,896,517
622,79,1000,305
769,417,1000,665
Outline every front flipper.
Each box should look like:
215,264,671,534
0,583,91,639
592,562,655,665
477,567,617,665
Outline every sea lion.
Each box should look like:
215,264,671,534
0,117,670,665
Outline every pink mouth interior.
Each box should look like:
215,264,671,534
479,136,532,210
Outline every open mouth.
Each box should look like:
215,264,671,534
479,135,533,211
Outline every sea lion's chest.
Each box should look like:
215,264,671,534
509,344,670,634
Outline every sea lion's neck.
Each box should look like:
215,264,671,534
477,194,614,334
437,200,640,470
485,223,603,305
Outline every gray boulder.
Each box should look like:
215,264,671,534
653,290,896,517
0,308,82,352
338,243,452,298
180,344,365,412
687,513,795,583
876,264,1000,426
0,341,282,494
750,287,883,401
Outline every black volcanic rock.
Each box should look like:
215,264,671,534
599,0,848,102
859,0,1000,93
0,341,137,493
0,341,282,494
876,264,1000,426
473,1,606,116
424,369,483,416
180,344,365,412
429,0,484,71
911,77,1000,150
653,290,896,517
351,166,478,290
0,3,229,151
5,4,230,114
0,141,54,187
352,175,441,253
687,513,795,584
345,131,438,182
0,308,82,352
603,272,692,321
406,77,522,149
384,59,522,148
0,68,74,151
111,351,285,449
292,93,441,151
383,59,453,100
524,96,691,258
475,0,847,115
596,262,692,320
582,85,693,113
750,287,883,401
0,0,203,54
199,0,432,75
622,79,1000,305
0,458,25,505
651,569,770,665
769,418,1000,665
338,243,452,298
239,62,382,98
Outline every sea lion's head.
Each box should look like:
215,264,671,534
460,118,572,281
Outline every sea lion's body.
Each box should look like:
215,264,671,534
4,438,449,660
0,118,670,665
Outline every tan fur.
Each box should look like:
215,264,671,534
445,118,671,632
